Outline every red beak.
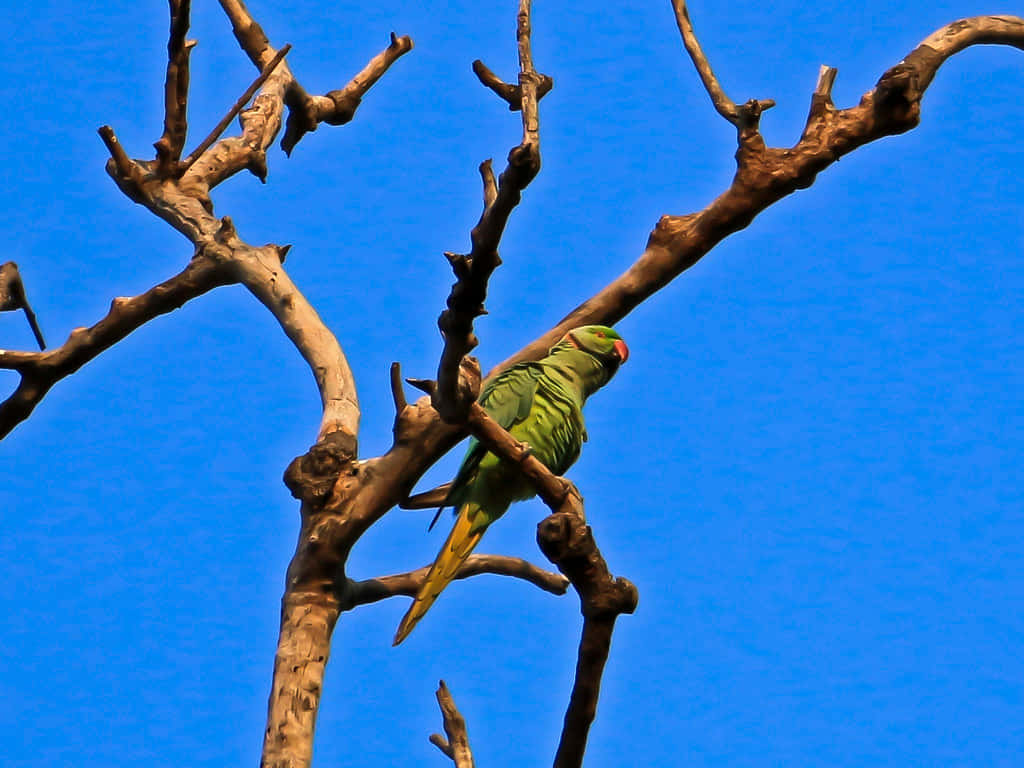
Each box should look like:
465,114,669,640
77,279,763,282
613,339,629,363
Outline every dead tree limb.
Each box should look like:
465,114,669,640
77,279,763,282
430,681,476,768
493,13,1024,372
433,0,550,422
343,554,569,610
0,262,46,350
154,0,194,175
538,509,639,768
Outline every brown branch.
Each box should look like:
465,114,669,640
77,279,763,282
492,14,1024,373
219,2,413,156
537,509,638,768
154,0,195,175
670,0,775,130
343,554,569,609
433,0,546,422
0,262,46,350
430,681,476,768
479,160,497,209
390,361,408,414
0,257,231,439
471,59,553,111
97,125,147,201
178,43,291,174
281,32,414,155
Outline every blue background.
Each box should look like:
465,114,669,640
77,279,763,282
1,1,1021,766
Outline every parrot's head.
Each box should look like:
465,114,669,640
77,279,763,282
563,325,629,370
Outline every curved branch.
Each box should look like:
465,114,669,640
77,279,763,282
670,0,775,129
343,554,569,609
492,14,1024,372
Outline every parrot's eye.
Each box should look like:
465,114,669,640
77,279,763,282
596,331,605,338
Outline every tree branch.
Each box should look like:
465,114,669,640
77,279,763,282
0,257,231,439
343,554,569,610
154,0,195,176
178,43,291,175
0,261,45,350
670,0,775,130
433,0,546,422
282,32,414,155
492,14,1024,373
537,509,638,768
430,681,476,768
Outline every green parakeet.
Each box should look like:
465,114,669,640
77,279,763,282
393,324,629,645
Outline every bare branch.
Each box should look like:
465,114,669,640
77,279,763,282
430,681,476,768
0,257,231,439
493,14,1024,373
471,59,553,112
178,43,291,174
344,554,569,609
537,509,638,768
154,0,195,175
670,0,775,129
97,125,147,201
390,361,408,414
479,160,497,209
0,262,45,349
433,0,546,422
400,481,452,510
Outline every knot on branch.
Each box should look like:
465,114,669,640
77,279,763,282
873,62,923,130
284,430,357,503
507,141,541,182
537,511,639,619
322,90,361,126
431,355,482,423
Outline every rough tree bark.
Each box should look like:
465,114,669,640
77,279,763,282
1,1,1021,767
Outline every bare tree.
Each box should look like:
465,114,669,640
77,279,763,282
2,1,1021,766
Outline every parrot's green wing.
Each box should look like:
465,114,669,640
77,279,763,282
432,362,542,525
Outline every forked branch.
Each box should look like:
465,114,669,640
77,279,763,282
0,262,45,350
430,681,476,768
493,13,1024,372
434,0,547,421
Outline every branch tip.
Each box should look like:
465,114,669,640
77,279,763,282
390,361,408,413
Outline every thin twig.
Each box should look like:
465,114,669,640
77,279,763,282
178,44,291,174
344,554,569,609
0,262,45,349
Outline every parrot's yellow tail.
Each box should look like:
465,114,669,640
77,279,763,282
393,505,485,645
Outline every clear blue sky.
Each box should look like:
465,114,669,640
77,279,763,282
2,1,1021,766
